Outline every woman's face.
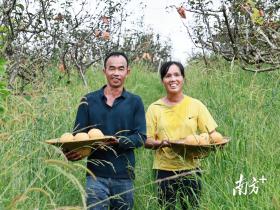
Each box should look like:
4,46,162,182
162,64,184,95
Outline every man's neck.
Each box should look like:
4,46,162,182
104,85,123,99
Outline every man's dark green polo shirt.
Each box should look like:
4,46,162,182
73,86,146,179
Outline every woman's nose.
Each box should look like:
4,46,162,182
169,75,176,81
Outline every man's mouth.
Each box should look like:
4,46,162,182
112,78,120,82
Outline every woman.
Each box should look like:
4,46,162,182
145,61,219,209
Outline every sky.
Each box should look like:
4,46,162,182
141,0,195,64
85,0,196,64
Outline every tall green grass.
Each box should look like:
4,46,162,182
0,59,279,209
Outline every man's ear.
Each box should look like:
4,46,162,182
127,67,131,76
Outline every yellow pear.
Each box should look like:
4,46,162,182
184,135,200,145
74,132,90,141
199,133,210,145
60,132,74,142
88,128,104,139
210,132,224,144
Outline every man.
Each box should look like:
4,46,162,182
66,52,146,210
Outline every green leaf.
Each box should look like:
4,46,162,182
0,57,6,65
24,95,31,101
0,81,6,86
0,58,6,75
0,26,9,33
0,106,4,113
0,88,10,97
247,0,256,8
16,3,25,11
251,8,264,25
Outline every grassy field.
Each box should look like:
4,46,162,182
0,59,279,210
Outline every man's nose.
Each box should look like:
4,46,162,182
112,70,120,75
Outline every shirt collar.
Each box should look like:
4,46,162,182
99,85,128,99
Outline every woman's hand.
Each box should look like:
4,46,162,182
145,138,170,150
160,140,171,148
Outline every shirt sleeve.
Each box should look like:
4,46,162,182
146,105,157,139
118,96,146,150
197,101,218,133
73,96,89,134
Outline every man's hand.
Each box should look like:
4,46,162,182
95,136,119,150
64,150,82,161
103,136,119,146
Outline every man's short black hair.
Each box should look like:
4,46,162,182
104,52,129,68
160,61,185,80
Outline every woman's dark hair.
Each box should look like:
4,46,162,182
104,52,129,68
160,61,185,80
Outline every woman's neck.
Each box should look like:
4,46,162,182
163,93,184,105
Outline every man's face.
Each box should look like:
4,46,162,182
103,55,130,88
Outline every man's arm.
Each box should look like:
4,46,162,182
118,97,146,150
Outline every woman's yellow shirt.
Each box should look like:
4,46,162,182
146,95,218,171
